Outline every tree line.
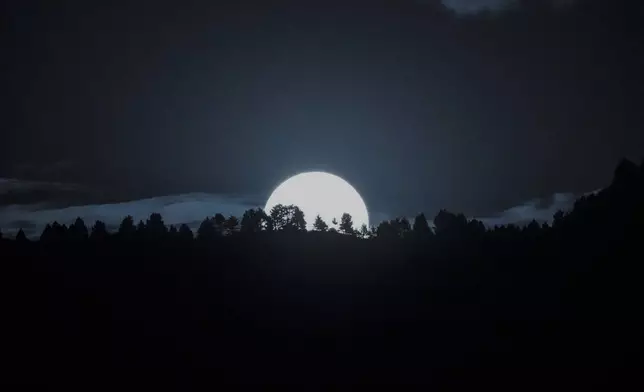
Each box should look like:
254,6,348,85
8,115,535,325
2,158,643,246
0,203,537,244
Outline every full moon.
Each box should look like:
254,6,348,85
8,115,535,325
265,172,369,231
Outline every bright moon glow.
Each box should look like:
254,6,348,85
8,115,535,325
265,172,369,231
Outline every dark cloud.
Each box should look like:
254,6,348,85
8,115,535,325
477,189,601,227
441,0,577,13
0,178,271,237
0,191,258,238
477,192,576,227
442,0,507,13
0,178,94,206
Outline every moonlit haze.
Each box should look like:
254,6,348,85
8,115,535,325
264,172,369,231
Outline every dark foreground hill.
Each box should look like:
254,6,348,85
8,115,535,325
1,159,644,388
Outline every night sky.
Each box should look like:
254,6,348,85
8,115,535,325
2,0,644,233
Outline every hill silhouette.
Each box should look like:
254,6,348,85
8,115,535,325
1,159,643,388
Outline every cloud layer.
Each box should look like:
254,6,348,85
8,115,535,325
477,192,577,227
442,0,509,13
0,179,267,238
441,0,577,13
0,192,258,238
0,178,592,238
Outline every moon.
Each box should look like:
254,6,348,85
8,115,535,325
265,172,369,231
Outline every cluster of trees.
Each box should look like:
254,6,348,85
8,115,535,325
238,205,360,235
0,205,522,244
2,203,422,243
2,205,352,243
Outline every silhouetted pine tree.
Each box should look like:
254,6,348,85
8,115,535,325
179,224,194,241
90,220,108,241
15,229,27,242
197,217,217,241
146,213,168,239
394,217,411,238
270,205,306,231
52,222,65,241
241,208,269,233
358,224,370,239
434,210,468,237
291,207,306,232
133,220,147,241
313,215,328,232
269,204,288,231
412,213,433,239
224,216,239,235
525,219,540,234
69,217,89,241
553,210,565,229
214,213,226,235
376,220,397,239
118,216,136,239
40,224,53,242
339,213,354,235
467,219,486,237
